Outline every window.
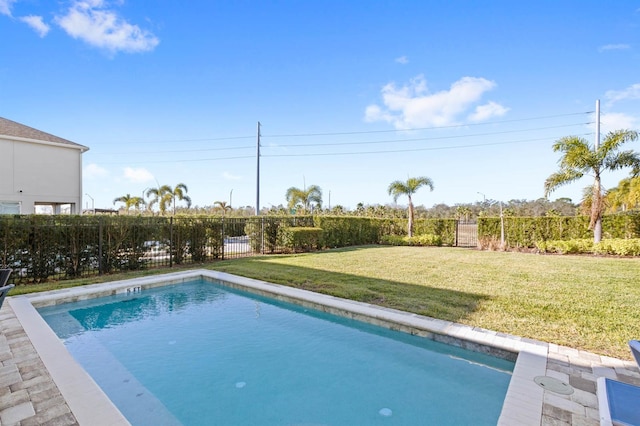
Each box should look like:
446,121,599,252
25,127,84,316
0,201,20,214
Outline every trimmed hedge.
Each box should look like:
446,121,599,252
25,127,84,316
278,227,322,252
536,238,640,256
380,234,443,246
479,213,640,249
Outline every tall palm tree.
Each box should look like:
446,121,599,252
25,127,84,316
606,176,640,213
170,183,191,215
387,176,434,237
285,185,322,213
146,185,173,216
113,194,144,214
544,129,640,242
214,200,232,216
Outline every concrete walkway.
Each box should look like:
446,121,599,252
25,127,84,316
0,303,78,426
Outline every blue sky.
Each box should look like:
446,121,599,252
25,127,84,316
2,1,640,211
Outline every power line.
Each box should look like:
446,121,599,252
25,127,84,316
89,110,592,145
98,135,256,146
262,133,594,158
267,122,593,148
90,121,592,156
92,145,255,156
97,154,255,165
98,132,591,164
262,111,593,138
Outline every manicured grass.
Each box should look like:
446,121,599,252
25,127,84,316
10,245,640,359
208,246,640,359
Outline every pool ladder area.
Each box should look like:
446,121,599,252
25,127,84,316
126,286,142,294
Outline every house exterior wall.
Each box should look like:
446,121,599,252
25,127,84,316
0,137,83,214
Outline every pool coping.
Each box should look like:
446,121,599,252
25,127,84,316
9,269,554,425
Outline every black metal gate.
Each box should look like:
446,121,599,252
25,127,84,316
455,220,478,247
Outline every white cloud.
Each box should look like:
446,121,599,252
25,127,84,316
598,112,639,134
84,163,109,178
468,101,510,122
55,1,159,53
123,167,154,183
0,0,16,16
395,56,409,64
19,15,50,37
222,172,242,181
605,83,640,105
365,75,507,129
598,44,630,52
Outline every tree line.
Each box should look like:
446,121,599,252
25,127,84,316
111,129,640,242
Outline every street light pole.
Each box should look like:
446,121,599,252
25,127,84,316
85,193,94,214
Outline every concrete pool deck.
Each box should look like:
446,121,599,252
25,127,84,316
1,270,639,425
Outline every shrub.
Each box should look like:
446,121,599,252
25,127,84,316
535,239,593,254
278,227,322,252
380,234,442,246
593,239,640,256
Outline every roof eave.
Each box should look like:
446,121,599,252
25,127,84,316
0,134,90,153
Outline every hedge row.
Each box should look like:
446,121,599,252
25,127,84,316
536,238,640,256
478,212,640,248
0,216,242,282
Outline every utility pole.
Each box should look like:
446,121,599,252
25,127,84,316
594,100,602,242
255,121,261,216
595,99,600,150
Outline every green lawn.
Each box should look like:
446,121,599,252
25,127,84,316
11,245,640,359
208,246,640,360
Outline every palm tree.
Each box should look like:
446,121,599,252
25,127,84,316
146,185,173,215
169,183,191,215
606,176,640,213
214,200,232,216
113,194,144,214
544,129,640,242
387,176,434,237
285,185,322,213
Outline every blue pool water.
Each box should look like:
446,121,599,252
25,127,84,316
39,280,513,425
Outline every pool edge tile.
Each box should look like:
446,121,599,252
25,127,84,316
8,297,131,426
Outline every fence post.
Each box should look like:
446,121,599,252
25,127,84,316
261,217,265,254
169,217,174,268
454,220,459,247
98,217,103,275
221,217,225,260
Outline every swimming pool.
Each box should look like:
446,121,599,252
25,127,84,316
38,276,513,425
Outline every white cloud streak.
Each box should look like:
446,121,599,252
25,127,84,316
222,172,242,181
84,163,109,178
365,75,507,129
395,56,409,64
598,44,630,52
55,1,159,53
19,15,50,37
598,112,639,134
468,101,510,122
605,83,640,105
0,0,16,16
123,167,154,183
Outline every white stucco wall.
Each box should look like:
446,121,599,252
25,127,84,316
0,137,84,214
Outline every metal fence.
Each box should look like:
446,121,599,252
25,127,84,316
0,216,315,285
455,220,478,247
1,215,473,285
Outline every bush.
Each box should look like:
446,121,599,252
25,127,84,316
278,227,322,252
314,216,381,247
535,239,593,254
535,238,640,256
594,239,640,256
380,234,442,246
